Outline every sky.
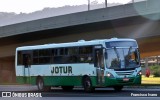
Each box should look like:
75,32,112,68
0,0,132,14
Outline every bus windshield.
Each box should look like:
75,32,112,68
106,47,140,70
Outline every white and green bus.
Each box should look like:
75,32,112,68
15,38,141,92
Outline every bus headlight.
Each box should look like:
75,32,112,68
106,72,114,78
137,71,142,76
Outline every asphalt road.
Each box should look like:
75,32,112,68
0,85,160,100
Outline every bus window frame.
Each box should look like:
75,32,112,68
17,45,96,65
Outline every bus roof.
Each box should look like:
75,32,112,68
16,38,137,51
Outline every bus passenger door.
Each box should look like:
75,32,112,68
23,54,31,84
95,49,105,85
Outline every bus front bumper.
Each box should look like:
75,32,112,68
105,76,141,86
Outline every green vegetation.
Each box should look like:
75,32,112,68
142,65,160,84
150,65,160,77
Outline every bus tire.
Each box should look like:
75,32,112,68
83,76,95,92
113,86,123,92
61,86,74,91
37,77,51,92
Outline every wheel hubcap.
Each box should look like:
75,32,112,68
38,80,43,90
85,80,91,87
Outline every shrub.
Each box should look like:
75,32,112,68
149,65,160,77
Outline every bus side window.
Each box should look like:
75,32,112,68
79,46,93,63
23,54,31,67
59,48,64,55
33,50,39,64
64,48,68,55
68,47,78,63
17,51,23,65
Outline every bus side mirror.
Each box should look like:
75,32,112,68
135,49,140,65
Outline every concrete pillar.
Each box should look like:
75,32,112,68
0,57,15,83
105,0,107,8
88,0,90,10
0,60,2,83
145,57,148,68
156,56,160,65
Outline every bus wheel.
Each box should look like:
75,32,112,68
83,77,95,92
37,77,51,92
113,86,123,92
61,86,74,91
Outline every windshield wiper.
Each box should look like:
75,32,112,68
114,47,120,61
128,46,132,55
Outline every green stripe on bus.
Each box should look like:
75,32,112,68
16,76,141,87
16,76,97,86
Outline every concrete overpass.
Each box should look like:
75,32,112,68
0,0,160,83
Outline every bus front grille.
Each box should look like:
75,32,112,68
115,70,134,76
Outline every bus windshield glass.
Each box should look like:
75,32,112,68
106,42,140,70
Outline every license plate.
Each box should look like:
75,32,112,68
123,78,129,82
